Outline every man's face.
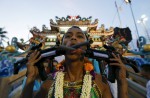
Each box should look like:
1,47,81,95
62,27,87,60
62,27,87,49
53,62,58,67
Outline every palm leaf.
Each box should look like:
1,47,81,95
0,35,9,39
0,28,7,34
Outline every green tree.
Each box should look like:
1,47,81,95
0,28,8,47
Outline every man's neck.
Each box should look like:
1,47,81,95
64,59,84,82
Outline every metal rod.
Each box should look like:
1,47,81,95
129,2,140,38
142,23,150,41
115,1,122,27
127,78,147,97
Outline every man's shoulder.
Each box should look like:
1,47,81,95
93,73,112,96
95,73,107,82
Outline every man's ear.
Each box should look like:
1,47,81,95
56,38,60,46
56,33,64,45
60,35,65,45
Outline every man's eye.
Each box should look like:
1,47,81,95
65,35,71,38
77,35,84,38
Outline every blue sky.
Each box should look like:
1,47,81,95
0,0,150,47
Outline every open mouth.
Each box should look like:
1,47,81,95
68,43,76,47
69,48,83,54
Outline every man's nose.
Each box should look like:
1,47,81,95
71,35,77,40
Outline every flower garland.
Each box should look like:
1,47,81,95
80,72,92,98
54,71,64,98
48,58,94,98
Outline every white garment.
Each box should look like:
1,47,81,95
55,55,65,63
108,80,118,98
104,65,118,98
147,80,150,98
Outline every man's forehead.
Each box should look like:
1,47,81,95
68,27,82,32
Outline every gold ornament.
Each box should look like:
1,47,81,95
143,44,150,51
5,45,16,52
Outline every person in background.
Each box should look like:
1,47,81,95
140,64,150,98
43,59,57,75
